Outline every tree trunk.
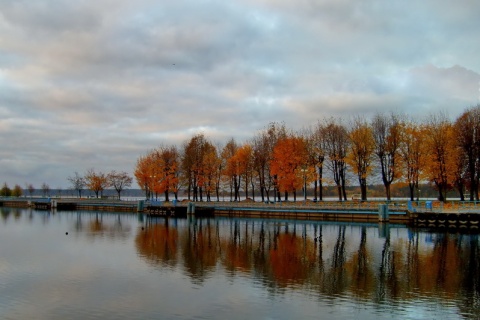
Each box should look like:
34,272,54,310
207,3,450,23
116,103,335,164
233,176,238,201
408,183,415,201
251,181,255,201
259,174,265,202
244,177,249,200
385,183,391,201
341,171,347,201
318,166,324,201
435,181,445,201
468,158,476,201
475,176,479,201
337,185,342,201
360,183,367,201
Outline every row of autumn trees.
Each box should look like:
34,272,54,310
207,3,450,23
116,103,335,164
1,182,56,197
135,105,480,202
67,169,132,199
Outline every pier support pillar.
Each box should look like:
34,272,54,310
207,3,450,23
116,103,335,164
137,200,145,212
378,204,389,222
187,202,196,215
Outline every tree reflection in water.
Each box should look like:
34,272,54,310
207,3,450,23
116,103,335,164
134,217,480,315
72,213,132,240
136,219,179,269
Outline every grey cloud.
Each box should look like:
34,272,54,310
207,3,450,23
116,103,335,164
0,0,102,33
403,65,480,117
1,0,479,188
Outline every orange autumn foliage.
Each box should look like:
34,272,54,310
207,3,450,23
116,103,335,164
84,168,109,198
201,142,220,200
270,136,312,194
424,115,458,201
399,121,428,200
134,146,179,200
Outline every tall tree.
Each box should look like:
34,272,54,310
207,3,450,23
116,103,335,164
214,142,225,201
41,182,50,197
108,170,133,200
67,172,85,198
303,125,323,201
347,116,375,201
201,142,219,202
26,184,35,197
270,135,311,201
324,118,349,201
134,153,154,200
0,183,11,197
137,146,181,201
266,122,288,202
371,113,403,200
84,168,109,198
156,145,180,201
399,120,427,201
452,141,468,201
311,122,327,201
181,134,209,201
454,105,480,201
12,184,23,197
235,143,254,200
425,112,458,201
223,138,240,201
252,131,270,202
251,123,287,202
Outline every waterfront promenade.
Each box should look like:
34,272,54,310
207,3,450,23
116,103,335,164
2,197,480,226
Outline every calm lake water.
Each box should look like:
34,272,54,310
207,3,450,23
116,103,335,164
1,207,479,320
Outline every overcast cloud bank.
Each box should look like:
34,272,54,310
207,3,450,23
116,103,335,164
1,0,479,188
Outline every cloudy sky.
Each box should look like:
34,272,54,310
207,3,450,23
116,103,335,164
1,0,480,189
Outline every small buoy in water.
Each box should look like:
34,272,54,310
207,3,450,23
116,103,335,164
66,232,68,235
